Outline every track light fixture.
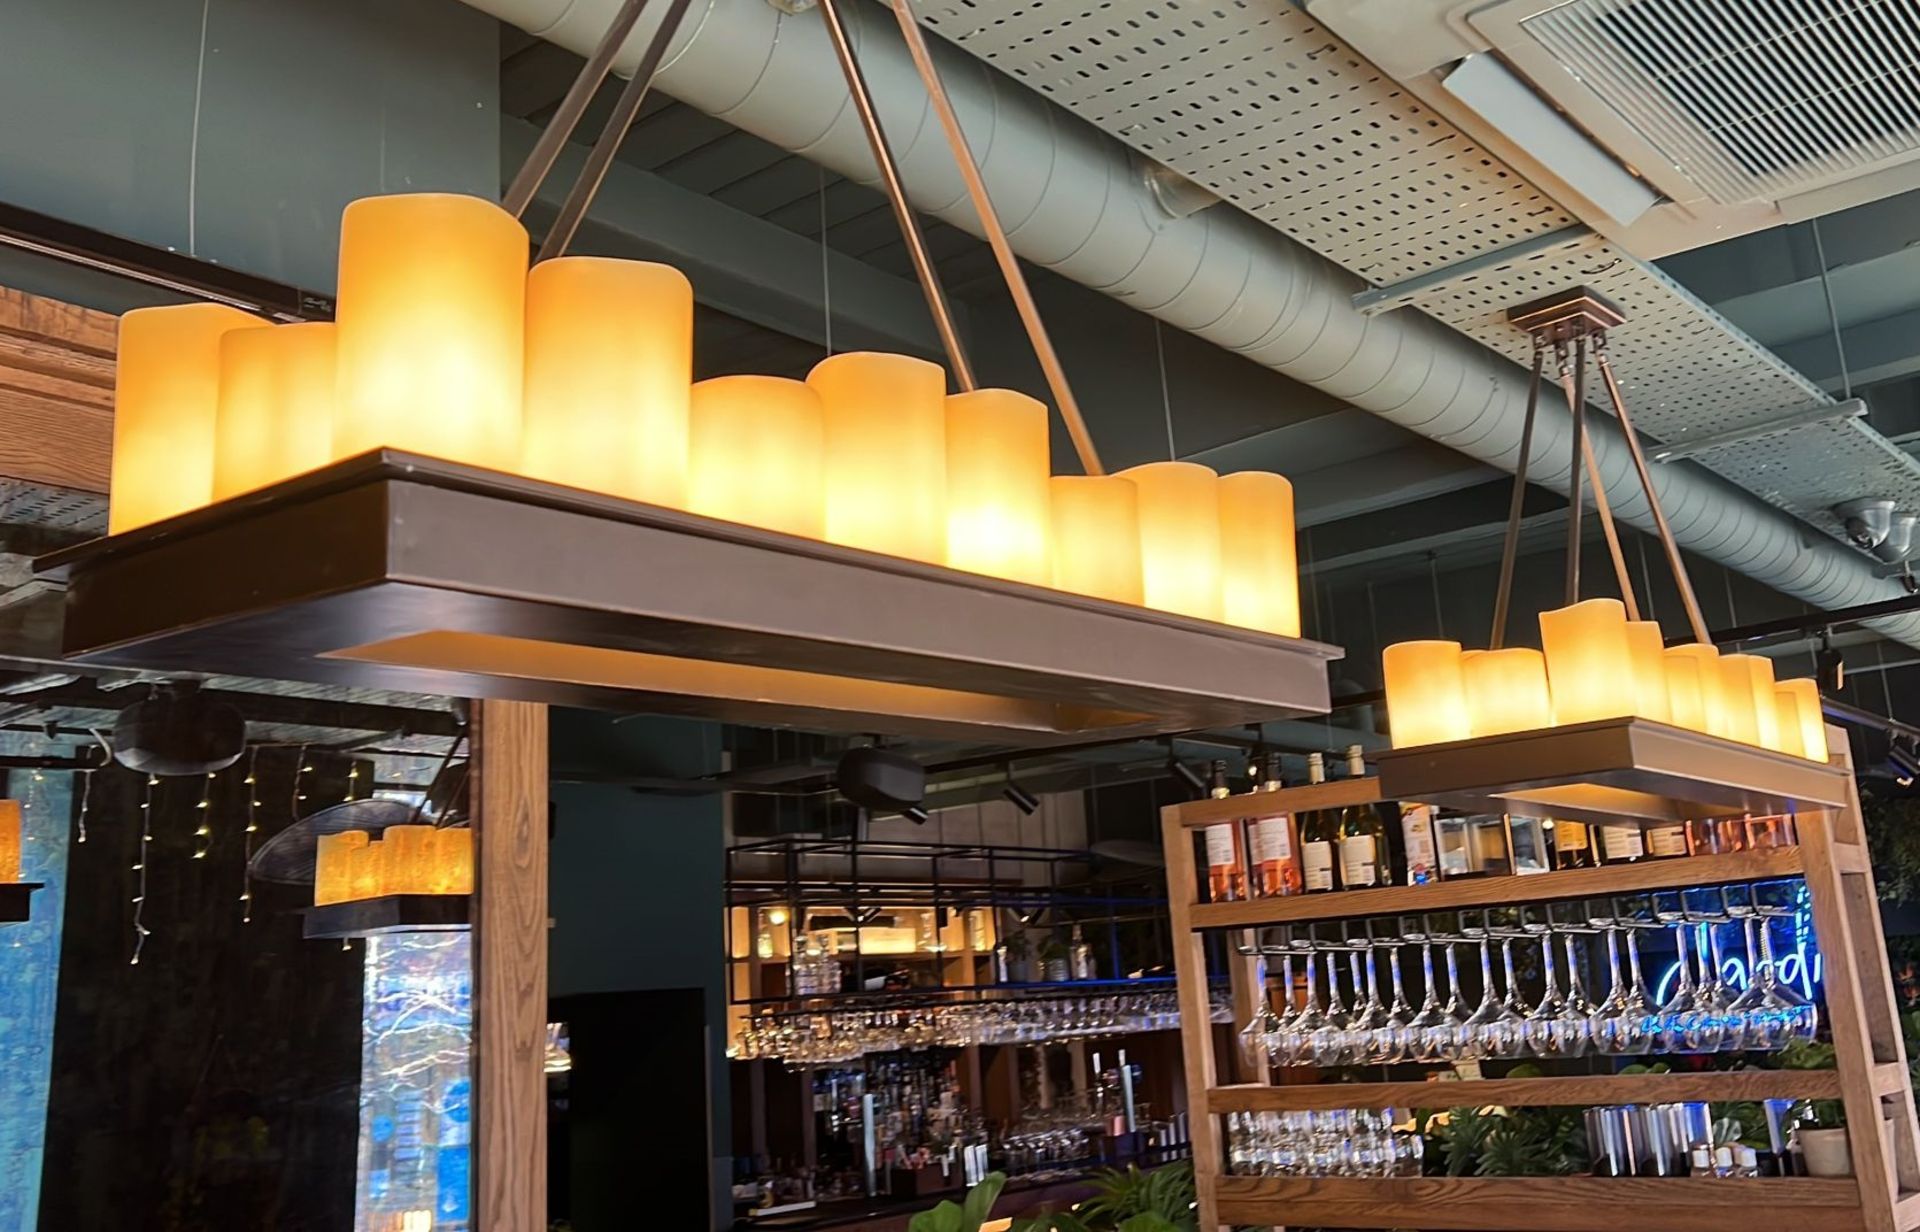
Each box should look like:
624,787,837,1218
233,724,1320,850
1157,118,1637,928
1888,739,1920,788
901,805,931,825
1168,755,1208,798
1001,767,1039,816
1816,631,1846,694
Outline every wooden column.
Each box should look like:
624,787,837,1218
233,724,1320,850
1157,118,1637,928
472,699,550,1232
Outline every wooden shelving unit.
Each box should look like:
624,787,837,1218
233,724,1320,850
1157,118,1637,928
1160,724,1920,1232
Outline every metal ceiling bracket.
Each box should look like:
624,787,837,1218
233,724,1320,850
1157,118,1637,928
1352,224,1595,316
816,0,976,390
1647,399,1868,464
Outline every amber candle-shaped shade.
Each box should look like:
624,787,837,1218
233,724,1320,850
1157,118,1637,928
382,824,436,896
1383,640,1472,748
1664,644,1726,737
1715,654,1766,745
333,193,528,471
1120,461,1223,621
347,837,387,902
1777,679,1828,763
1464,647,1553,737
687,376,826,539
521,257,692,506
1539,599,1636,724
435,828,474,895
810,352,948,561
0,799,20,882
314,829,370,906
1048,476,1143,604
1624,622,1672,724
945,388,1051,585
212,322,337,501
1218,471,1300,637
109,303,270,532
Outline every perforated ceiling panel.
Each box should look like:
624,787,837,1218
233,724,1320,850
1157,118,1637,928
915,0,1920,546
916,0,1576,285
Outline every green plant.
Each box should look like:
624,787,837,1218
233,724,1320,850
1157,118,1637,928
1424,1106,1586,1177
1863,792,1920,904
909,1172,1007,1232
1776,1037,1845,1128
1011,1162,1196,1232
1037,936,1069,964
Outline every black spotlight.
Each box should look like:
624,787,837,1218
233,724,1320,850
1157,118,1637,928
901,805,931,825
114,680,245,776
1816,632,1846,693
1002,765,1039,815
1889,739,1920,787
835,746,926,815
1169,756,1207,797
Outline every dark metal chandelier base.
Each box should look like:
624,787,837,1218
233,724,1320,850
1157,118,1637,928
301,894,470,940
38,452,1339,744
0,883,43,923
1374,716,1849,825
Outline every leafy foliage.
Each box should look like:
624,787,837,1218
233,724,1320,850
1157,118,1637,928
1863,791,1920,905
908,1172,1008,1232
1010,1161,1196,1232
1425,1106,1587,1177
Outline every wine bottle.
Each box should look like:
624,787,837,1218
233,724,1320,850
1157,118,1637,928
1400,803,1439,885
1335,745,1389,889
1247,752,1302,897
1202,759,1247,902
1551,819,1596,869
1298,753,1336,893
1599,822,1646,864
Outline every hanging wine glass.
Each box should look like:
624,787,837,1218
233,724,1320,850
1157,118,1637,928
1266,947,1300,1065
1404,922,1459,1063
1588,912,1651,1055
1523,910,1588,1058
1344,941,1388,1064
1373,935,1415,1064
1285,944,1328,1067
1307,942,1353,1066
1460,917,1526,1060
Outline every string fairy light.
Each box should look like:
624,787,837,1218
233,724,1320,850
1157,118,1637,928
76,768,94,844
295,745,312,806
131,773,157,966
192,769,215,859
240,747,260,923
345,759,361,803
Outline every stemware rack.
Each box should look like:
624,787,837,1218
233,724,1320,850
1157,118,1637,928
1161,725,1920,1231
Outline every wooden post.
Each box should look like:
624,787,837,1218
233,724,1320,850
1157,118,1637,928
1162,802,1225,1231
472,700,550,1232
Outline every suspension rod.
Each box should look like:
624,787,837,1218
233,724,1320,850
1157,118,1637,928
502,0,652,218
1490,346,1545,650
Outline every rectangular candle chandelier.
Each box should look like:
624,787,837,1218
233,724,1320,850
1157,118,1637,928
1379,289,1842,815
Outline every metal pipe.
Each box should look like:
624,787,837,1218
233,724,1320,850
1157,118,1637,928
889,0,1102,473
816,0,976,390
535,0,696,262
1595,338,1714,646
501,0,652,218
1556,339,1638,617
1490,345,1544,650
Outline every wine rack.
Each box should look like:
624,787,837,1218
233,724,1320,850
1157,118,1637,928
1161,724,1920,1232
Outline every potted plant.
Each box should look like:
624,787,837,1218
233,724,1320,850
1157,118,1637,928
1000,930,1034,984
910,1173,1006,1232
1037,936,1071,983
1778,1038,1852,1176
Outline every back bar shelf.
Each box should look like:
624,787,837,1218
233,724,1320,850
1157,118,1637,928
1159,725,1920,1232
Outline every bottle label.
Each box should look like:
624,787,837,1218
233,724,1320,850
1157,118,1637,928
1339,835,1379,887
1203,823,1238,869
1556,820,1590,851
1648,825,1688,857
1302,842,1335,891
1250,815,1293,863
1400,804,1437,885
1603,824,1644,859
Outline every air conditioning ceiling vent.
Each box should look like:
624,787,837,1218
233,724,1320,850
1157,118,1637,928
1524,0,1920,205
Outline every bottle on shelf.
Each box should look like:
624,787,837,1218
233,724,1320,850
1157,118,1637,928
1466,814,1515,878
1399,802,1438,886
1646,822,1690,860
1336,745,1389,889
1748,813,1799,849
1433,810,1475,879
1599,822,1647,864
1297,753,1338,893
1202,759,1248,902
1551,818,1596,869
1069,924,1095,980
1247,752,1303,898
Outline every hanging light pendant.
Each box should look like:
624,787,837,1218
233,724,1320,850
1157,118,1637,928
1463,647,1553,737
521,256,693,506
688,376,826,539
810,351,949,564
213,322,337,501
1048,476,1143,605
333,193,528,472
1120,461,1223,621
109,303,270,532
1538,598,1637,724
945,388,1051,586
1383,640,1472,748
1778,679,1829,763
1664,643,1728,737
1218,471,1300,637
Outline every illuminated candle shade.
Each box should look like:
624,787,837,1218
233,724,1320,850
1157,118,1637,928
1464,647,1553,737
521,257,693,506
0,799,20,882
1779,678,1829,763
1049,476,1143,604
333,193,528,471
1718,652,1783,750
1772,691,1806,760
348,837,386,902
809,352,948,561
1382,640,1472,748
382,824,436,895
945,389,1051,585
1218,471,1300,637
1665,644,1727,737
314,829,370,906
434,828,474,895
109,303,270,532
212,322,337,501
1538,599,1636,724
1120,461,1223,621
1625,622,1672,724
688,376,826,539
1715,654,1766,746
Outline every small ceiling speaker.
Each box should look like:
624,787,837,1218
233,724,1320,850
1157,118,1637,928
114,680,246,776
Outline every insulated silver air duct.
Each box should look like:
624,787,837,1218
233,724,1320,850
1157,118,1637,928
470,0,1920,648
